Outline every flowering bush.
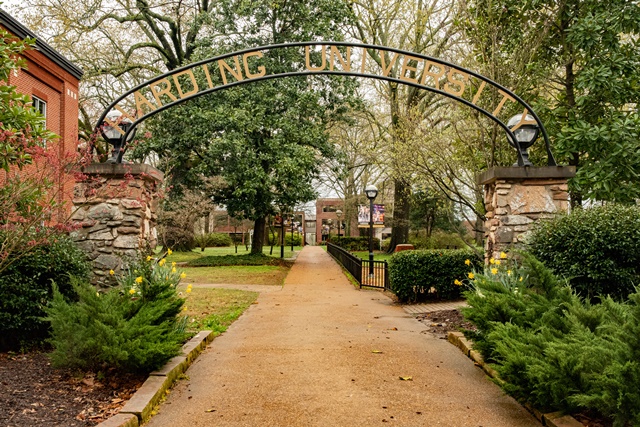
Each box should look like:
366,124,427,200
388,249,481,302
47,254,187,373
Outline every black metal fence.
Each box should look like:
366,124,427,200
327,243,390,290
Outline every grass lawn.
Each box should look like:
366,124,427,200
181,265,289,286
180,286,258,334
159,246,303,263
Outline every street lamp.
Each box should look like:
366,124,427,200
365,184,378,278
507,113,539,167
327,218,333,240
101,110,136,163
336,209,342,238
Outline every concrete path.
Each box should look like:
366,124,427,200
146,246,538,427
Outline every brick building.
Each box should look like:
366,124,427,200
1,9,83,210
315,198,359,243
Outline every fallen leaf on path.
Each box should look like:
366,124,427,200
205,408,217,413
388,327,398,331
399,376,413,381
371,350,383,354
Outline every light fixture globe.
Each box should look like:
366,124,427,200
101,110,136,163
336,209,342,219
365,185,378,200
507,114,539,166
507,114,539,149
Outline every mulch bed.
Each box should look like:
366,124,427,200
0,352,145,427
415,308,477,338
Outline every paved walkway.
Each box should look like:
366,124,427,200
146,246,538,427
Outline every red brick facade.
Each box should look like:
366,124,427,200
1,9,83,214
315,198,358,243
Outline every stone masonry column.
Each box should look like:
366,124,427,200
477,166,575,264
71,163,164,287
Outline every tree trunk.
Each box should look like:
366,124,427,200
387,178,411,252
251,216,266,254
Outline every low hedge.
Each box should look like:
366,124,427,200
329,236,380,251
388,249,481,302
187,253,290,267
528,204,640,300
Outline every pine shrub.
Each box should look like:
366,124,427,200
47,257,186,373
528,204,640,300
0,233,91,350
388,249,480,302
462,253,640,425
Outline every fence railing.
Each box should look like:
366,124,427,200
327,243,390,291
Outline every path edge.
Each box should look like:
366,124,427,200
447,332,583,427
95,330,216,427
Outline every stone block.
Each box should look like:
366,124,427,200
95,413,139,427
94,254,122,270
122,199,144,209
553,192,569,200
544,414,583,427
469,350,484,365
114,235,141,249
119,227,141,235
89,230,116,240
514,225,529,232
150,356,187,383
501,215,533,226
119,375,172,422
496,195,509,207
495,227,514,243
509,186,557,214
88,203,124,221
494,207,508,215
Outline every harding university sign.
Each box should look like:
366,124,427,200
95,42,556,166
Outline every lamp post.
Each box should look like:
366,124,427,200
336,209,342,238
291,213,294,252
327,219,332,241
507,114,539,167
101,110,136,163
365,185,378,278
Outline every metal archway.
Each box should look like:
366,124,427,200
95,41,556,166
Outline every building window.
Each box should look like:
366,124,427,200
32,96,47,124
322,205,337,213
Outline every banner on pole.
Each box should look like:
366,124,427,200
358,204,385,228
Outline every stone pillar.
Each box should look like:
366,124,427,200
71,163,164,287
477,166,575,264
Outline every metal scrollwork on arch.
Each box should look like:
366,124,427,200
96,41,556,166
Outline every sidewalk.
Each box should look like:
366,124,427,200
145,246,538,427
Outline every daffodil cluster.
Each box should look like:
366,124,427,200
462,251,528,295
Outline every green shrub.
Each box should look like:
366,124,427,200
47,257,186,373
528,204,640,300
160,225,195,252
0,233,91,350
388,249,481,302
462,253,640,425
194,233,233,250
408,230,468,249
329,236,380,251
187,253,289,267
284,232,302,246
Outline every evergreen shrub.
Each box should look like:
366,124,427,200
463,253,640,425
187,253,288,267
0,234,91,350
388,249,480,302
47,257,186,373
329,236,380,251
408,230,468,249
194,232,233,250
528,204,640,300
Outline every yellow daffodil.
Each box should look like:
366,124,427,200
167,248,173,255
171,267,177,273
109,269,115,275
454,279,462,286
187,284,193,289
495,260,501,265
507,270,512,276
135,276,143,283
464,259,471,266
519,277,524,282
96,292,100,297
468,272,475,279
491,268,498,275
146,255,152,261
129,288,136,295
489,258,495,265
500,251,508,259
186,288,192,293
182,305,187,311
158,259,166,267
180,272,187,279
172,262,176,267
